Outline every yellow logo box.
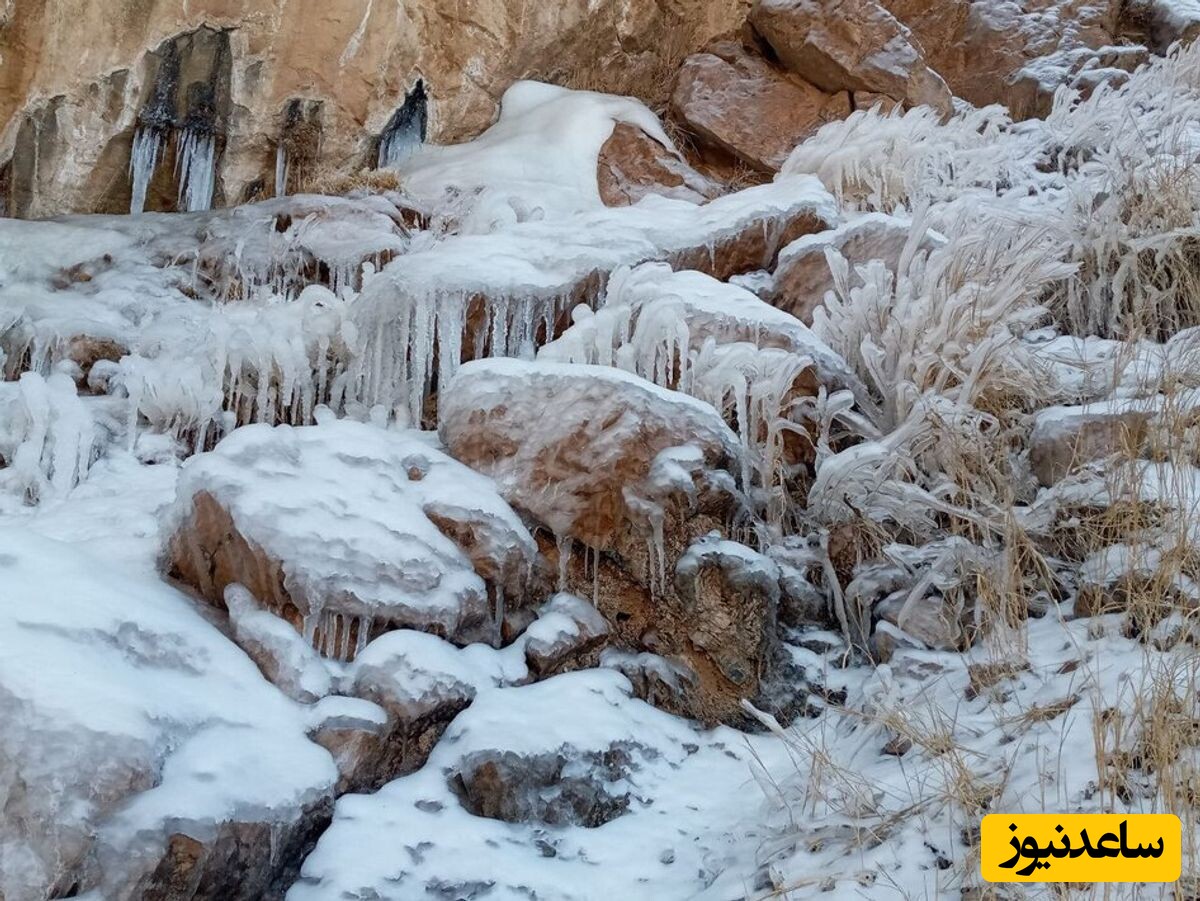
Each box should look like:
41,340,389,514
981,814,1181,883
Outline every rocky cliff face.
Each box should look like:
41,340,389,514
0,0,743,217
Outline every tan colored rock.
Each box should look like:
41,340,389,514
1029,405,1153,486
771,213,944,324
0,0,744,217
597,122,721,206
523,593,610,678
671,41,851,173
749,0,953,115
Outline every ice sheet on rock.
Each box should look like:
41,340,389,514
225,584,334,703
0,372,99,503
170,417,537,648
395,81,680,227
289,670,786,901
348,629,528,717
437,358,741,542
0,531,336,901
540,262,857,390
349,176,836,423
0,195,411,457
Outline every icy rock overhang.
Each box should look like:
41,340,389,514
0,530,337,901
288,669,778,901
351,175,836,423
166,417,539,658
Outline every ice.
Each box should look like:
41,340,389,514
350,176,835,421
377,80,428,170
0,372,99,504
225,584,334,703
0,531,337,899
128,127,164,215
175,127,217,213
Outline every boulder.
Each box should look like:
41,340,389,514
749,0,953,114
671,41,851,173
597,122,721,206
771,214,944,324
1029,403,1154,485
440,360,792,721
166,416,539,657
523,593,611,677
0,530,338,901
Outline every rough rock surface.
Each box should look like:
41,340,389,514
1030,404,1154,485
749,0,953,114
671,41,851,173
771,213,944,324
597,122,721,206
0,0,744,217
167,417,538,655
881,0,1145,115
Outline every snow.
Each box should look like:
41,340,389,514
394,80,680,227
0,530,337,900
288,669,791,901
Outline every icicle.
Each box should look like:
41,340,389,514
377,80,428,169
337,613,352,662
493,585,505,650
129,127,164,215
354,615,371,660
556,533,573,591
176,127,216,212
275,144,289,197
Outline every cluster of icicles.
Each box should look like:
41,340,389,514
129,125,217,215
352,284,585,426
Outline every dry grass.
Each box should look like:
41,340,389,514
298,167,404,198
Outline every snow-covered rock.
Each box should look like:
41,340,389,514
439,358,740,549
0,530,338,900
167,417,539,657
523,593,611,677
288,670,785,901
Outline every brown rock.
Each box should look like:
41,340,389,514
523,593,611,678
439,360,790,722
133,800,334,901
771,214,944,324
749,0,953,114
882,0,1136,117
671,41,851,173
1029,406,1152,486
597,122,721,206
